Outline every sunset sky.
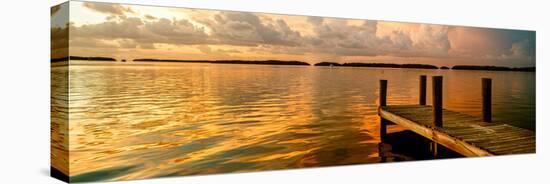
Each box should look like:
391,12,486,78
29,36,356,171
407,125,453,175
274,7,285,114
52,1,535,67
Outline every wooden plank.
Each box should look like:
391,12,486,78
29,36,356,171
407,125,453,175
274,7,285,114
379,105,535,157
379,108,493,157
489,142,535,153
474,135,535,146
458,129,533,141
463,135,534,145
486,141,536,152
445,125,511,136
496,145,536,154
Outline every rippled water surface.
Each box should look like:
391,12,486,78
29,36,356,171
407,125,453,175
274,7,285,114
57,61,535,181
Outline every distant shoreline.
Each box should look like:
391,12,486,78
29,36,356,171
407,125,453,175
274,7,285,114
52,56,535,72
51,56,117,63
133,59,311,66
314,62,438,69
315,62,535,72
451,65,535,72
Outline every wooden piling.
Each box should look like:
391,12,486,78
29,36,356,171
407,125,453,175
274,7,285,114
380,119,389,142
430,142,438,158
380,80,387,107
482,78,492,122
431,76,443,157
380,80,388,142
432,76,443,127
419,75,427,105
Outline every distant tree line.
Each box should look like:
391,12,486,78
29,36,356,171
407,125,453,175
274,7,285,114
314,62,438,69
134,59,311,66
451,65,535,72
314,61,534,72
51,56,117,62
51,56,535,72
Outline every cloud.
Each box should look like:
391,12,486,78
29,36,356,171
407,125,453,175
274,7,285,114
492,39,535,64
301,18,454,58
117,39,139,49
510,39,532,58
72,17,144,39
412,25,450,56
51,26,69,58
70,16,209,50
196,45,212,54
70,13,453,59
389,30,413,50
51,5,61,16
83,2,134,15
307,16,323,25
195,45,241,57
208,12,303,46
144,14,157,20
69,3,535,66
70,37,118,48
217,48,241,54
144,18,209,44
71,11,307,50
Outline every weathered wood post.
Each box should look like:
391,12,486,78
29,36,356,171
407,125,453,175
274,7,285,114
482,78,492,122
432,76,443,127
379,80,388,142
431,76,443,157
419,75,427,105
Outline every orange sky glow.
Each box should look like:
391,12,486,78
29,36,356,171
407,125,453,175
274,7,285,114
52,2,536,67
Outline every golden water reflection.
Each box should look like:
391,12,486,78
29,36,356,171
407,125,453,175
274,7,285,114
59,62,535,181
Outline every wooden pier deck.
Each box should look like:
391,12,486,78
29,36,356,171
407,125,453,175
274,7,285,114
378,76,535,157
380,105,535,156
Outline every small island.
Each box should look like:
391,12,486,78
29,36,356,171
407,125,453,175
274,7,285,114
133,59,311,66
68,56,117,61
313,62,535,72
452,65,535,72
51,56,69,63
314,62,439,69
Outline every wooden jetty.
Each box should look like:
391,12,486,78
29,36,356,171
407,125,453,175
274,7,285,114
378,75,535,157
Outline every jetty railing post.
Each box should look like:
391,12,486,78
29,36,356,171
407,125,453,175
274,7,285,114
419,75,427,105
379,80,388,143
431,76,443,157
482,78,492,122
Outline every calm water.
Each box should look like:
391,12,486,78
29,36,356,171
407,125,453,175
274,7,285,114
53,61,535,181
